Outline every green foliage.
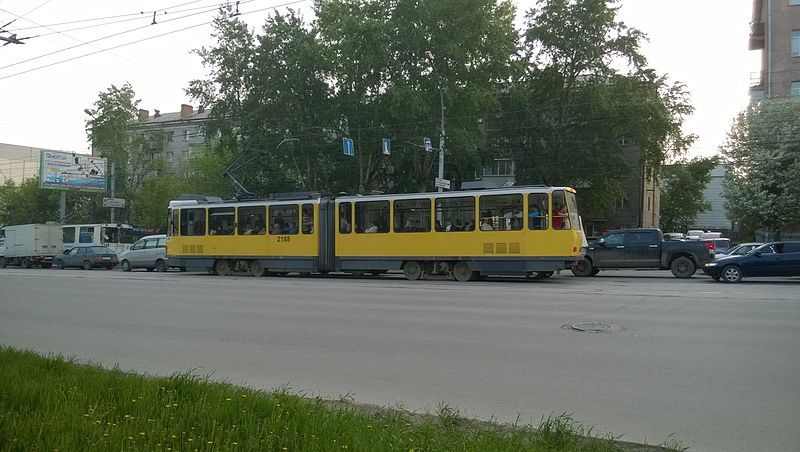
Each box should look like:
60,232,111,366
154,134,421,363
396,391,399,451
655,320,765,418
659,157,717,233
0,346,648,451
721,98,800,239
86,83,165,223
0,178,60,224
497,0,695,217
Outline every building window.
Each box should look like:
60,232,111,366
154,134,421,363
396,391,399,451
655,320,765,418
166,131,174,142
166,151,173,162
792,81,800,98
183,130,190,141
792,30,800,57
751,89,765,103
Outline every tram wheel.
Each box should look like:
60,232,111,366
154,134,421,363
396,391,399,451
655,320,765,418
250,260,265,277
452,261,474,282
403,261,422,281
214,259,230,276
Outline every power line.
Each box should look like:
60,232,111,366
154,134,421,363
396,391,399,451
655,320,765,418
0,0,311,80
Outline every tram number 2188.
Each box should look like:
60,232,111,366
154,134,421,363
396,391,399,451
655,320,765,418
277,235,291,243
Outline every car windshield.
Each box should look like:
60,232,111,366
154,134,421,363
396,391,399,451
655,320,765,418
90,246,114,254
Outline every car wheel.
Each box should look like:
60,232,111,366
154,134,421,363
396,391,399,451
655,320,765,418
571,258,594,277
20,257,32,269
403,261,422,281
55,259,64,269
670,256,696,279
155,259,167,272
121,260,132,272
82,260,92,271
722,265,743,283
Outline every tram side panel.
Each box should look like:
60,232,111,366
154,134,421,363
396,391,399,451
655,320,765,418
333,190,583,275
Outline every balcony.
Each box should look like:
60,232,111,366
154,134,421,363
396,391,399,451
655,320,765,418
749,22,765,50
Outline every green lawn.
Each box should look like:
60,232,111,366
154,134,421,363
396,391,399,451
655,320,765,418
0,346,674,451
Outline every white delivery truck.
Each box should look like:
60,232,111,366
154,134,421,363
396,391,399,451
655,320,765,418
0,223,63,268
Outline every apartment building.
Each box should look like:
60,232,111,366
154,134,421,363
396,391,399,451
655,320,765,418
131,104,210,169
749,0,800,100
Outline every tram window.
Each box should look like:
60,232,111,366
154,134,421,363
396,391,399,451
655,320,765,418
302,204,314,234
394,199,431,232
551,191,571,230
170,209,179,236
238,206,266,235
355,201,389,233
180,208,206,236
209,207,235,235
565,191,580,231
479,194,523,231
339,203,352,234
63,227,76,244
434,197,475,232
79,227,95,243
528,193,549,230
269,204,299,235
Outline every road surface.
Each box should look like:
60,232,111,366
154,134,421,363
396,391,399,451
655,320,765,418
1,268,798,451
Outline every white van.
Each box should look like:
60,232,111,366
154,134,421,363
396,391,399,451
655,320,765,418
119,234,168,272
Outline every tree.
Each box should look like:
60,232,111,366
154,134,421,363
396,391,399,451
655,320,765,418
86,83,165,223
659,157,717,233
721,98,800,239
495,0,695,217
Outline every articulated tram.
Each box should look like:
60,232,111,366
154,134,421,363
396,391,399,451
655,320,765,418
166,186,584,281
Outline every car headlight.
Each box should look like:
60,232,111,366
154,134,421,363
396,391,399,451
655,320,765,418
704,262,718,267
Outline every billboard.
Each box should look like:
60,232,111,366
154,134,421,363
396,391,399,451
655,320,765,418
39,150,107,192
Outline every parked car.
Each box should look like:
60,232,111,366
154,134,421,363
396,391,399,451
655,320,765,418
703,241,800,282
571,228,714,278
119,234,168,272
55,245,118,270
717,242,763,256
701,238,732,254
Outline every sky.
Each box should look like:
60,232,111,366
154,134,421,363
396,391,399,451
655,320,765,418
0,0,759,158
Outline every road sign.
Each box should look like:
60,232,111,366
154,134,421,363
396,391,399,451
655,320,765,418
382,138,391,155
343,137,355,156
103,197,125,208
434,177,450,190
423,137,432,152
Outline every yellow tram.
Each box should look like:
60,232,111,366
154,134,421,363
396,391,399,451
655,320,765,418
166,186,584,281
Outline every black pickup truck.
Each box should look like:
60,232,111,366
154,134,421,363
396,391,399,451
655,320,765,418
571,228,714,278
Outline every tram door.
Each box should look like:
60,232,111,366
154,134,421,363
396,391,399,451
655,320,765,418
318,199,336,272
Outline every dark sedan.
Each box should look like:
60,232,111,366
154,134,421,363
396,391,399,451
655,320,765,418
55,246,118,270
703,241,800,282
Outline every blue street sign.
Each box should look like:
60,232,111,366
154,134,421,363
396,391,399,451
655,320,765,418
423,137,432,152
382,138,391,155
343,137,354,156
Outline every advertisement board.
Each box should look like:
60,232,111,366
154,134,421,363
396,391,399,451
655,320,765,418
39,150,107,192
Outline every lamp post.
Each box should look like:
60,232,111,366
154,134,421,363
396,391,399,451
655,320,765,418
425,51,446,192
85,108,116,223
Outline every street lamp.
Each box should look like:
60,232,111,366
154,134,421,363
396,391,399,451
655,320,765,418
425,51,446,192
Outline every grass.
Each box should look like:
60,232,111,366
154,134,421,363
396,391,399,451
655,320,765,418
0,346,676,451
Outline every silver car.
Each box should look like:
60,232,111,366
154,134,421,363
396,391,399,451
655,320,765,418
119,234,168,272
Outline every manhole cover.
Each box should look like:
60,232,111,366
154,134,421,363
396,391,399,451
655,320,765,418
562,322,622,333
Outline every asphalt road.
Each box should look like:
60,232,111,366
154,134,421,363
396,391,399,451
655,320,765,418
1,267,798,451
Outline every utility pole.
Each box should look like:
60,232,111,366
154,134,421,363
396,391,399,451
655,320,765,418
426,51,446,192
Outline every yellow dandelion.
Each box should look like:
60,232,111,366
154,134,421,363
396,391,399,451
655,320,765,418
127,436,133,440
232,442,238,446
188,438,193,442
